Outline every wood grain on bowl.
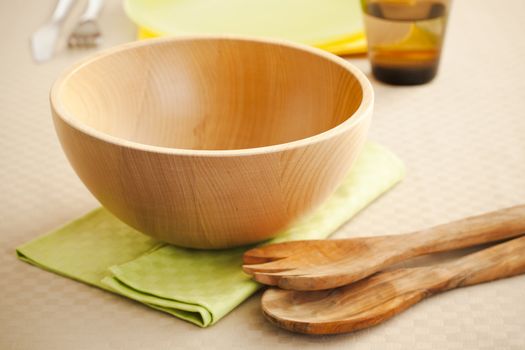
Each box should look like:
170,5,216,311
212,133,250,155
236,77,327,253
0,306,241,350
50,36,373,248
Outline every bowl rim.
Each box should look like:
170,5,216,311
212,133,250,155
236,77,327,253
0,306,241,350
50,35,373,157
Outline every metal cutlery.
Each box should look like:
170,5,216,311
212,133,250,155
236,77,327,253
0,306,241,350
68,0,104,48
30,0,76,63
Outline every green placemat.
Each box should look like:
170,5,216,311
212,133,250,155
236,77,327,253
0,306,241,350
17,141,405,327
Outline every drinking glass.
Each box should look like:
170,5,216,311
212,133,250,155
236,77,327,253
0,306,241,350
361,0,451,85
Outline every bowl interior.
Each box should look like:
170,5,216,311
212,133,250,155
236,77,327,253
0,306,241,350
57,38,363,150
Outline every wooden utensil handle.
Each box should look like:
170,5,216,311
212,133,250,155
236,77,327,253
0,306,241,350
403,205,525,256
445,235,525,288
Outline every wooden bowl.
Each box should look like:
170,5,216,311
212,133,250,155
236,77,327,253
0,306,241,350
50,36,373,249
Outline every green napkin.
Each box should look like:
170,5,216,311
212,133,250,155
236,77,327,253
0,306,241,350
17,141,405,327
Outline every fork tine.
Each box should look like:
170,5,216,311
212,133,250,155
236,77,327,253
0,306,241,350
249,263,338,286
86,35,97,47
252,271,292,286
252,268,339,289
67,35,76,48
253,254,385,290
243,241,306,264
245,250,351,274
242,255,312,275
68,0,103,49
243,239,339,264
67,20,101,48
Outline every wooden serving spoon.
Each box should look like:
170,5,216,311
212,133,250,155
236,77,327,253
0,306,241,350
262,235,525,335
243,205,525,290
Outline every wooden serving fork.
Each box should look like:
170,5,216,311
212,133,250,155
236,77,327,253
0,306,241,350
243,205,525,290
261,235,525,335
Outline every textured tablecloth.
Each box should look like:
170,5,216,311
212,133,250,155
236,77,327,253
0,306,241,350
1,0,524,349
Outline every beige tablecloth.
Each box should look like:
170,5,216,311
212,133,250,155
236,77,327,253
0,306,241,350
1,0,524,349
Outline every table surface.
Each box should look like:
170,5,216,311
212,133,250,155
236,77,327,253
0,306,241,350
1,0,524,349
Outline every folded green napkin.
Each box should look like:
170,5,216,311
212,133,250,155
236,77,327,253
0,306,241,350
17,141,405,327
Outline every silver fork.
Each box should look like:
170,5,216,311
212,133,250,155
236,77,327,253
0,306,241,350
68,0,104,48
